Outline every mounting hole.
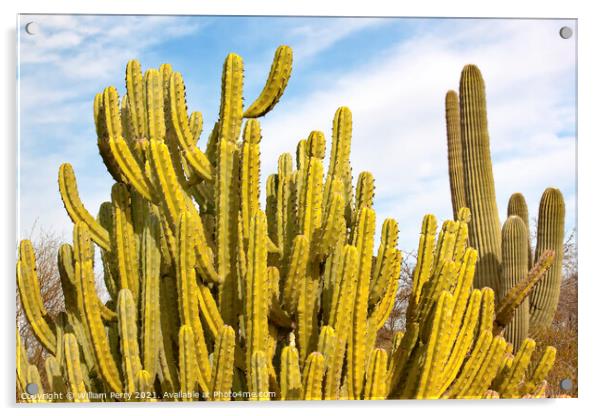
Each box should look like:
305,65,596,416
25,22,38,36
559,26,573,39
25,383,38,395
560,378,573,391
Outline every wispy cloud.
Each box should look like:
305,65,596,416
18,16,576,255
258,18,576,250
18,15,205,241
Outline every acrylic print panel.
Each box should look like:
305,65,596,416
16,14,576,402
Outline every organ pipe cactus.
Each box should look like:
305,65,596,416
445,64,566,349
17,46,558,402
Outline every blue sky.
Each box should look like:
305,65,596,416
18,15,576,254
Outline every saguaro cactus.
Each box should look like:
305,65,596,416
17,47,558,402
445,64,566,349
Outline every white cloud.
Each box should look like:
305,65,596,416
258,18,576,251
18,17,576,255
18,15,204,241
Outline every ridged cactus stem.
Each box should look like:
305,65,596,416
210,325,235,401
529,188,565,335
117,288,143,394
445,90,466,219
458,64,502,292
507,193,532,268
17,240,57,354
280,338,302,400
500,216,530,351
347,207,376,399
244,211,269,382
364,348,388,400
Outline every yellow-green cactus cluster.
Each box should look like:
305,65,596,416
17,46,557,402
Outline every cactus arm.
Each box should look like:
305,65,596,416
64,333,89,402
94,92,122,183
302,352,325,400
416,291,453,399
141,215,161,381
351,171,374,235
448,248,478,336
249,351,270,401
369,218,400,307
494,250,555,332
75,223,123,393
148,139,187,232
216,137,241,328
347,207,376,399
197,284,225,339
26,365,45,402
243,45,293,118
276,153,296,268
96,87,128,183
210,325,235,401
58,163,111,250
369,250,402,330
387,323,419,398
499,215,530,350
266,267,292,328
364,348,388,400
219,53,244,143
45,355,67,395
168,72,213,180
459,64,502,292
498,338,536,398
282,235,309,316
315,181,345,260
16,240,57,353
296,262,320,360
437,289,482,395
125,59,147,140
176,212,211,389
189,111,203,143
117,289,143,393
529,188,565,335
280,341,302,400
463,335,507,398
189,211,221,285
16,329,29,394
445,330,493,398
299,157,324,238
445,90,466,218
407,214,437,322
108,136,156,201
325,107,353,223
323,246,358,400
244,211,269,380
507,192,532,268
478,287,495,335
240,120,262,241
523,346,556,395
110,183,140,304
178,325,200,401
145,69,166,142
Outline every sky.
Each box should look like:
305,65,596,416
17,15,576,255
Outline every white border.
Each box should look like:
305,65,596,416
3,1,601,415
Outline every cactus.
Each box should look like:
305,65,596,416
16,46,558,402
445,64,566,348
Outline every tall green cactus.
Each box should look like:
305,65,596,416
445,64,566,349
16,47,559,402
